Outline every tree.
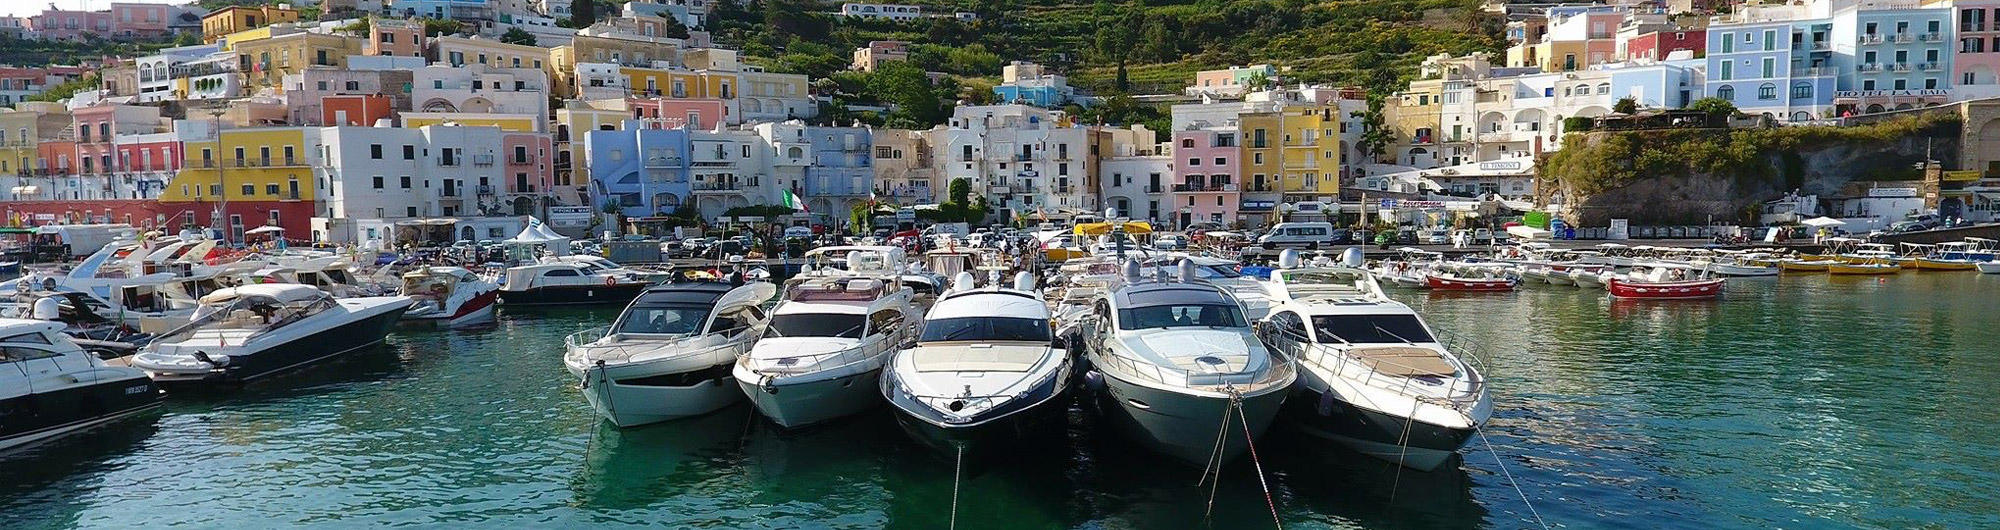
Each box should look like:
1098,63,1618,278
1687,97,1737,117
1613,96,1638,114
1245,71,1272,91
660,17,691,39
572,0,597,27
499,27,537,46
422,19,463,37
29,74,98,103
1352,96,1395,162
173,31,202,47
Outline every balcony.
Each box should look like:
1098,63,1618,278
1918,62,1943,72
1794,66,1839,77
1172,183,1239,192
1143,185,1164,194
1810,41,1830,51
473,154,495,166
987,185,1011,195
1861,34,1884,44
1012,154,1031,162
1920,32,1944,43
694,182,741,192
438,188,463,199
509,184,539,194
1891,34,1915,44
477,184,495,196
1858,63,1884,73
1890,63,1913,73
645,156,684,167
1963,23,1987,33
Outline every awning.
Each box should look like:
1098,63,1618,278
10,186,38,194
245,225,286,234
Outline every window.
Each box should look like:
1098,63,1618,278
1864,79,1877,90
1719,61,1733,80
1895,79,1908,90
1187,157,1200,166
404,145,415,160
1720,33,1733,53
345,81,359,91
370,144,383,159
1763,30,1776,51
1716,85,1735,100
400,176,412,188
1762,58,1775,78
241,184,255,195
1791,83,1813,99
1116,304,1247,330
765,313,865,339
1926,78,1939,89
372,176,384,188
1758,83,1776,100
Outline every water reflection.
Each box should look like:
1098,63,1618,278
571,404,752,510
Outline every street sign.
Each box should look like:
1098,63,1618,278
548,206,594,227
896,208,916,222
1378,199,1398,209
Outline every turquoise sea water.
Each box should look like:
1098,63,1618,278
4,273,1999,529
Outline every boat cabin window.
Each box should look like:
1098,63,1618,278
1311,315,1434,344
1117,304,1247,330
1196,264,1241,279
543,268,581,277
867,309,902,337
0,332,53,344
0,345,63,362
920,317,1051,342
616,306,710,335
765,313,865,339
1266,311,1309,340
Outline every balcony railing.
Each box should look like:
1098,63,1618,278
1891,33,1915,44
1918,62,1943,72
1861,34,1885,44
1143,185,1163,194
1794,67,1838,77
646,156,684,167
473,154,495,166
1810,41,1830,51
1172,183,1239,192
1858,63,1884,73
1963,23,1986,33
477,184,495,195
438,188,461,198
1890,63,1913,73
1919,32,1944,43
695,182,740,191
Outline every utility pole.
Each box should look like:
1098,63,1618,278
209,103,229,244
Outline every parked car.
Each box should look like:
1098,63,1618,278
1472,228,1494,244
1152,234,1189,250
1425,228,1450,244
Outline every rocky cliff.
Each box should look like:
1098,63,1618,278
1540,113,1962,226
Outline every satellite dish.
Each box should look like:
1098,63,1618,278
1013,271,1035,291
953,271,977,292
1278,249,1301,269
1342,247,1364,267
1177,258,1198,283
1122,259,1142,281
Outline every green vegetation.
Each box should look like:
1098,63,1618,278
422,19,465,37
917,178,990,223
1686,97,1738,118
0,36,169,67
28,74,100,103
1542,113,1962,197
705,0,1503,128
820,61,961,128
500,27,538,46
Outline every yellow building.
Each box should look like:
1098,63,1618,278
233,32,365,91
553,103,630,189
201,5,300,44
1508,40,1589,72
0,108,45,177
432,35,554,80
162,127,321,203
402,112,541,133
551,33,684,97
621,66,736,98
1241,105,1344,201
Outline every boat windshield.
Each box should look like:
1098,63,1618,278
1311,314,1434,344
1117,304,1247,330
764,313,865,339
616,305,711,335
920,317,1051,343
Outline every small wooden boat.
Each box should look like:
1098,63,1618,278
1425,274,1518,291
1827,261,1901,275
1777,259,1833,272
1912,257,1979,271
1978,261,2000,274
1606,264,1724,300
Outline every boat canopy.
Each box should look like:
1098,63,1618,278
1074,222,1152,236
198,284,326,305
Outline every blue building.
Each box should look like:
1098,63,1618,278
1847,6,1955,113
1608,61,1702,110
993,81,1074,108
1706,19,1840,122
584,122,692,219
392,0,492,22
801,125,874,220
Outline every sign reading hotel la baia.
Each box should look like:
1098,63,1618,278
1833,89,1950,98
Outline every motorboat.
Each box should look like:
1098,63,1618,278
1704,250,1779,277
398,267,501,328
566,281,776,427
1777,258,1835,272
1607,263,1725,299
129,284,413,388
1425,271,1519,291
1978,261,2000,274
496,261,653,305
882,271,1070,458
1258,252,1490,471
735,249,921,428
1570,267,1615,289
0,319,164,452
1827,260,1903,275
1909,242,1981,271
1074,259,1294,465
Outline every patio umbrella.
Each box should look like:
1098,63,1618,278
1800,217,1845,228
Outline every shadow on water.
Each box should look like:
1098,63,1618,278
0,415,163,530
569,403,753,510
1261,425,1486,530
156,343,414,409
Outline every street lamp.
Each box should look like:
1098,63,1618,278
208,103,229,244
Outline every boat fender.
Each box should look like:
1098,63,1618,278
761,375,779,395
1317,390,1335,417
604,276,616,286
1082,370,1105,393
192,350,231,368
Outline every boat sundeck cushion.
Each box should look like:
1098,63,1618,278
911,344,1042,372
1351,346,1455,377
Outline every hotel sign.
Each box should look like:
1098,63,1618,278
1833,89,1948,98
1477,161,1525,171
1868,187,1919,198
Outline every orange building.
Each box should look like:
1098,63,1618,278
322,95,397,126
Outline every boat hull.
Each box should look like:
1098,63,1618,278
1709,264,1778,277
889,382,1071,460
580,361,741,427
1827,263,1902,275
1607,278,1724,299
1282,387,1475,472
0,374,163,452
1778,260,1831,272
1425,275,1517,291
1093,370,1289,466
1980,261,2000,274
401,290,499,328
143,304,411,390
498,283,651,306
735,365,885,429
1912,258,1978,271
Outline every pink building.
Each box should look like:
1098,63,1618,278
109,3,172,40
1172,129,1241,228
72,104,162,199
629,97,729,130
1625,29,1705,63
26,8,113,42
365,18,425,57
1957,1,2000,100
499,132,555,215
113,133,180,199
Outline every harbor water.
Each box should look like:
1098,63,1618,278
5,273,1999,529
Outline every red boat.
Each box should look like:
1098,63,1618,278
1426,274,1518,291
1607,278,1725,299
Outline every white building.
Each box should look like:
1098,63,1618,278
411,64,551,118
839,3,925,21
313,124,519,243
1098,154,1173,225
929,105,1094,223
687,128,769,220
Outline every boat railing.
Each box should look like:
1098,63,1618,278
1093,344,1294,393
566,325,713,364
1267,326,1485,402
744,325,911,375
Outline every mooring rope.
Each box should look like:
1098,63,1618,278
1390,396,1423,501
1201,388,1240,526
1476,425,1550,530
949,444,965,530
1235,391,1282,530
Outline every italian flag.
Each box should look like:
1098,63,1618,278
783,190,809,214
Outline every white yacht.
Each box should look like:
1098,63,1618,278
497,261,652,305
1076,260,1295,465
0,319,164,452
398,266,502,328
567,281,776,427
1258,251,1492,471
882,271,1069,457
130,284,413,389
735,248,921,428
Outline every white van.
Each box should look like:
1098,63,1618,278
1257,222,1338,249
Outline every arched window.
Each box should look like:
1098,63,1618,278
1715,85,1735,100
1758,83,1777,100
1791,83,1813,99
1181,138,1194,148
1596,83,1610,95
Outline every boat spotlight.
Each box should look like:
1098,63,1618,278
954,271,978,292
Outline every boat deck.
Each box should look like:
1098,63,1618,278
1351,346,1455,377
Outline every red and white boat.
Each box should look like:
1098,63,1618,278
1425,273,1519,291
398,266,501,327
1606,263,1725,300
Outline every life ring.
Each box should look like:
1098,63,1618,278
603,276,616,286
